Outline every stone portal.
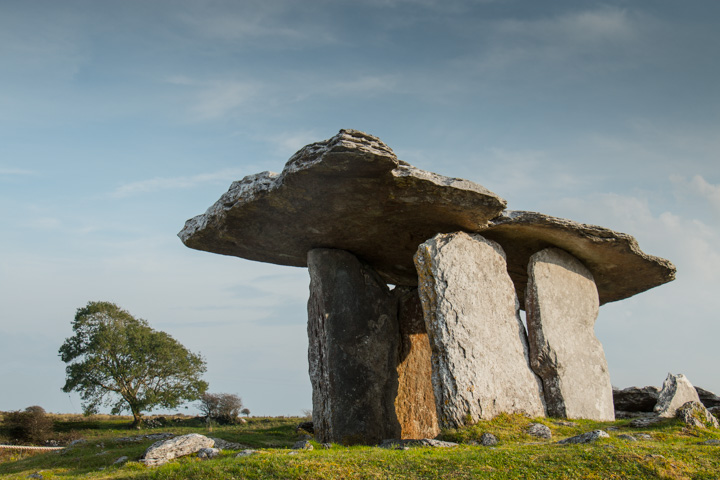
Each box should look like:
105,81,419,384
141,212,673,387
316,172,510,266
526,248,614,421
414,232,546,428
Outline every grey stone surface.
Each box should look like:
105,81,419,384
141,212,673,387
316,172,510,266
379,438,458,448
655,373,702,418
197,447,220,459
676,401,719,429
527,423,552,439
558,430,609,444
393,286,439,440
480,433,499,446
617,434,638,442
210,437,248,450
141,433,214,466
235,449,259,457
414,232,545,429
291,440,314,450
526,248,614,421
629,416,663,428
481,211,676,306
179,129,506,287
613,386,660,412
696,387,720,408
307,248,400,445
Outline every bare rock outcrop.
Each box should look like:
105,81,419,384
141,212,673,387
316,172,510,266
676,401,719,429
526,248,614,421
613,386,660,412
655,373,702,418
414,232,545,428
141,433,214,466
307,248,400,445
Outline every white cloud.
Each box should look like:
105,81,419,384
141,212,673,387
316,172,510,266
112,168,246,197
0,167,34,176
671,174,720,214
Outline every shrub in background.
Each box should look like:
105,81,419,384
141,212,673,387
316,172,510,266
4,406,54,444
198,393,243,424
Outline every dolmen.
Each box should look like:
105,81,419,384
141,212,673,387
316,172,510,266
179,129,675,445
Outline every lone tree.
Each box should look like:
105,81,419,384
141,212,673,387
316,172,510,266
59,301,208,427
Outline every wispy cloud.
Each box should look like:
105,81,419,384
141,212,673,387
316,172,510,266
0,167,34,176
670,174,720,214
112,169,246,197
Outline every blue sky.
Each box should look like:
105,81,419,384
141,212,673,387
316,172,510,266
1,0,718,416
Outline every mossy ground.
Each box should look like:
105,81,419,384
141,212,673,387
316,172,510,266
1,413,719,479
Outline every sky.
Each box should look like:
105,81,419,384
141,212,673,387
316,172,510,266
1,0,718,417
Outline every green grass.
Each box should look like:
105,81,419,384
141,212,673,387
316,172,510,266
1,413,719,479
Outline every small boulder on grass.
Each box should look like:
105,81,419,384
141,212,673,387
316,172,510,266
141,433,214,466
527,423,552,439
558,430,609,444
676,401,719,429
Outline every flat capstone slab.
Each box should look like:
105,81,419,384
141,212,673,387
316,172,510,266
481,211,676,306
179,129,506,286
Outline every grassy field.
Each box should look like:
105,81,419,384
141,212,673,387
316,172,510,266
1,412,719,479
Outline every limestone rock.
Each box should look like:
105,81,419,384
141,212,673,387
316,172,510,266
617,434,638,442
481,211,676,306
210,437,248,450
236,449,259,457
526,248,614,421
414,232,545,429
613,386,660,412
696,387,720,408
558,430,609,444
197,447,220,459
291,440,313,450
480,433,499,446
527,423,552,440
676,402,719,429
629,416,663,428
307,248,400,445
179,129,506,286
141,433,214,466
655,373,702,418
379,438,458,448
393,286,439,439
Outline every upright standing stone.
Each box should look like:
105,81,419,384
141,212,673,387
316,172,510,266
307,248,400,445
526,248,614,421
654,373,702,418
414,232,545,428
393,287,439,439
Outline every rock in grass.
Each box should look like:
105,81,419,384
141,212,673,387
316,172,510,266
480,433,499,446
676,402,719,429
527,423,552,439
236,449,259,457
617,434,638,442
141,433,214,466
209,437,248,450
629,415,663,428
292,440,313,450
696,439,720,445
655,373,702,418
558,430,609,444
113,456,128,464
197,447,220,459
379,439,458,448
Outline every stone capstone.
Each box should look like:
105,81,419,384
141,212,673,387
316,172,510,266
654,373,702,418
179,129,506,287
526,248,614,421
676,402,719,429
414,232,545,428
481,211,675,307
393,286,439,440
613,386,660,412
141,433,214,466
307,248,400,445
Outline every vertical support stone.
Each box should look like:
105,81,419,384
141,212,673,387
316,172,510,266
307,248,400,445
393,286,440,439
526,247,614,421
414,232,546,429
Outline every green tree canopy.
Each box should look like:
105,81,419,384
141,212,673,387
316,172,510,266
59,301,208,426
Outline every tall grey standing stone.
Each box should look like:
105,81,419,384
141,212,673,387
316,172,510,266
654,373,702,418
414,232,545,429
526,248,614,421
307,248,401,445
